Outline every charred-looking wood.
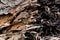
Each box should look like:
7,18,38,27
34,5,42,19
24,24,60,37
25,31,35,40
26,5,60,37
0,0,60,40
37,0,55,6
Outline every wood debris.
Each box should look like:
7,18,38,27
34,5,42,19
0,0,60,40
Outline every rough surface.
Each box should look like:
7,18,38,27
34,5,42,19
0,0,60,40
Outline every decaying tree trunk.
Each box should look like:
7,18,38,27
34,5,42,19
0,0,60,40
